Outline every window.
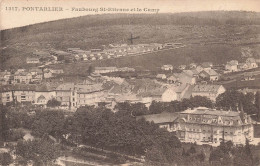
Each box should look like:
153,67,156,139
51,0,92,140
21,96,26,101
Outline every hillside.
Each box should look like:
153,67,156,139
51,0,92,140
1,11,260,70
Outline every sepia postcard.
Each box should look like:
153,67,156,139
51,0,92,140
0,0,260,165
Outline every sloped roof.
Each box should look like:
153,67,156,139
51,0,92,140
0,84,37,92
137,87,167,97
203,68,218,76
246,58,256,63
192,84,223,93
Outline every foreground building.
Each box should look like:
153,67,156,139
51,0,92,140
176,107,254,145
137,107,254,146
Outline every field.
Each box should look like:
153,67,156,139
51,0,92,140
46,44,247,74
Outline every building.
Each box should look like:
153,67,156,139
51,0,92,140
246,58,258,69
137,87,179,102
12,85,36,103
0,71,12,85
26,57,40,64
225,60,238,72
34,85,56,105
161,64,173,71
0,86,13,105
201,62,213,69
14,72,33,84
191,84,226,101
94,67,118,74
55,83,105,108
136,112,179,132
156,74,167,80
175,107,254,145
238,63,249,71
199,69,219,81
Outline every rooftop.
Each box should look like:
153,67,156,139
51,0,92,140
192,84,223,93
181,107,240,117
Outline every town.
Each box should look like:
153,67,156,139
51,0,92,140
1,12,260,166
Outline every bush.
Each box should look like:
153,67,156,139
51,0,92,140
47,99,61,107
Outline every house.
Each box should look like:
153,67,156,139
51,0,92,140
94,67,118,74
189,63,197,69
167,75,178,84
238,63,249,71
201,62,213,69
49,69,64,74
179,72,197,85
178,65,186,70
183,70,199,78
176,107,254,145
246,58,258,69
156,74,167,80
0,71,12,85
31,74,43,83
136,112,179,132
14,72,33,84
29,68,43,76
137,87,179,102
199,68,219,81
43,70,53,78
161,64,173,71
0,86,13,105
195,65,204,73
191,84,226,101
26,57,40,64
225,60,238,72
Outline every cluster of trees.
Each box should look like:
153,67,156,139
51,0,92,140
15,136,61,166
216,90,260,120
115,96,214,116
46,98,61,107
115,90,260,120
209,140,259,165
0,152,12,166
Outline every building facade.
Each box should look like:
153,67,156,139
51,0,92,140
191,84,226,102
175,107,254,145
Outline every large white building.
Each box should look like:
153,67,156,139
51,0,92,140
175,107,254,145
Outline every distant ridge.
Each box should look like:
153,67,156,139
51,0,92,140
0,11,259,70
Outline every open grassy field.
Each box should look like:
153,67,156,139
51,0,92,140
47,44,246,74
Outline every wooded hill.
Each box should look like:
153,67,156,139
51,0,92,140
1,11,260,70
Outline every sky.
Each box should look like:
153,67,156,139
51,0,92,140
1,0,260,30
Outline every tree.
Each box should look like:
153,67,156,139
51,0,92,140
31,110,65,139
87,65,94,75
197,151,205,162
0,153,12,166
57,55,64,61
47,98,61,107
188,144,196,154
0,105,9,142
216,89,258,114
255,91,260,120
16,138,60,165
